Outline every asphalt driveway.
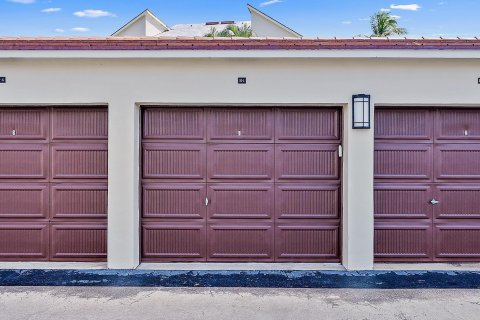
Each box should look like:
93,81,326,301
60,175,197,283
0,287,479,320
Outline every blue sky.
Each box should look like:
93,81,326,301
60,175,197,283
0,0,479,37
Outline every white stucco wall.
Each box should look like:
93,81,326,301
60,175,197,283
0,55,479,269
145,14,169,36
115,17,147,37
250,10,300,38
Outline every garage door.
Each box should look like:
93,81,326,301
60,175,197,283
0,107,108,261
375,108,480,262
141,107,342,262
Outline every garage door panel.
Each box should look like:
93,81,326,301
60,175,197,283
435,144,480,180
276,144,339,181
275,223,339,261
374,223,433,261
207,108,273,142
143,143,206,181
142,183,206,219
375,108,480,263
275,184,340,219
0,224,48,260
436,109,480,141
51,144,107,180
275,108,341,142
51,108,108,140
375,109,433,141
375,144,433,181
374,184,432,219
208,144,274,181
0,108,48,140
0,144,48,179
436,224,480,259
50,224,107,260
141,106,342,263
142,223,206,261
207,223,274,261
143,108,205,141
51,184,107,219
0,184,48,219
0,107,108,263
435,185,480,219
207,184,273,220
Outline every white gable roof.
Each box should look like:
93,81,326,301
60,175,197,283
112,9,170,37
247,4,302,38
112,6,301,38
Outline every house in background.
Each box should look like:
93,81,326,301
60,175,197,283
112,4,302,38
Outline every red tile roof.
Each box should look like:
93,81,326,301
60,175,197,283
0,37,479,50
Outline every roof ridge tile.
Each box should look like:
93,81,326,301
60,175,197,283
0,37,479,50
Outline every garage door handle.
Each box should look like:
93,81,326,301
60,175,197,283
430,199,440,205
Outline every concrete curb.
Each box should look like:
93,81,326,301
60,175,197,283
1,270,480,288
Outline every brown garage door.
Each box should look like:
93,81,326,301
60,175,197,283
375,108,480,262
141,107,342,262
0,107,108,261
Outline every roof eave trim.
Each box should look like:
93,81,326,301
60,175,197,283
1,49,479,59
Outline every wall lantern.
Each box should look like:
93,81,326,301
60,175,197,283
352,94,371,129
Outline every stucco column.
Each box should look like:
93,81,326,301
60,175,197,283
342,101,375,270
107,100,140,269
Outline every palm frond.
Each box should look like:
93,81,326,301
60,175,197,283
204,24,253,38
370,11,408,37
204,27,219,37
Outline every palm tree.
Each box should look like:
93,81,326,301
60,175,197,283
370,11,407,37
205,24,253,37
204,27,219,37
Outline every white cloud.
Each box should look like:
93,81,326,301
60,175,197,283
438,1,446,4
42,8,61,13
380,8,391,12
74,9,115,18
390,4,421,11
391,15,402,19
7,0,35,3
342,21,352,25
259,0,283,7
359,17,370,21
55,28,65,33
71,27,90,32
